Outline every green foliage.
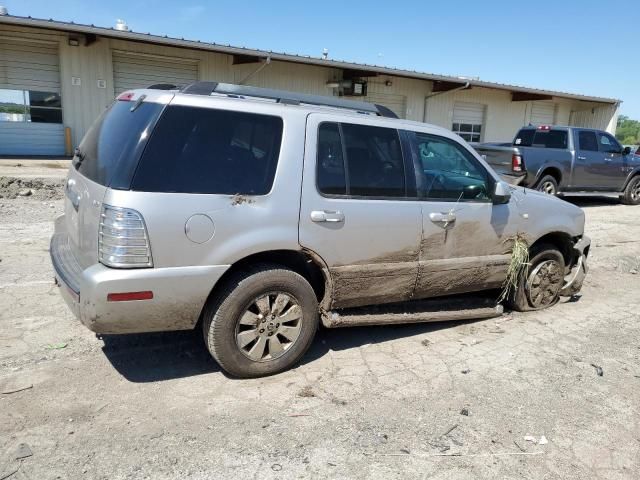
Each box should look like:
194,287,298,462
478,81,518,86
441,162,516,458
616,115,640,144
0,105,25,115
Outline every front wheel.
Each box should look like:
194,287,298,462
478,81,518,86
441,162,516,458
536,175,559,195
202,265,319,378
508,244,566,312
621,176,640,205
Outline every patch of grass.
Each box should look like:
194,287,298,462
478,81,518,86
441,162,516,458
498,233,530,303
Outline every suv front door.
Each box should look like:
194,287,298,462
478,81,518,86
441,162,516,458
597,132,628,190
299,115,422,309
573,129,623,190
407,131,519,298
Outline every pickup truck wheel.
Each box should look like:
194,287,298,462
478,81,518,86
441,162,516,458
536,175,558,195
621,176,640,205
508,244,565,312
202,265,319,378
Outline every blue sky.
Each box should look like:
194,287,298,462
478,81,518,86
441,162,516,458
8,0,640,118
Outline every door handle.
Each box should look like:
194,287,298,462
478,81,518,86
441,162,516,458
603,158,612,162
310,210,345,223
429,212,456,226
577,156,587,161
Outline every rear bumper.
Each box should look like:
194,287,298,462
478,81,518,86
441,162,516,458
50,216,230,334
559,235,590,297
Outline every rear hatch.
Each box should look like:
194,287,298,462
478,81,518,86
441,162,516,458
64,96,165,269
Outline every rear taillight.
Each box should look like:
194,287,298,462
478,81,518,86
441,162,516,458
99,205,153,268
512,154,523,173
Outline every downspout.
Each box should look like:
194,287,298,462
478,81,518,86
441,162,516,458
423,81,470,122
238,56,271,85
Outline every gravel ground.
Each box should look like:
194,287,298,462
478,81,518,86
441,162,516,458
0,176,639,479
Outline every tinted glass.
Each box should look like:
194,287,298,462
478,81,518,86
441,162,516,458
26,91,61,108
342,123,405,197
414,133,490,201
76,100,164,187
531,130,568,149
578,131,598,152
317,123,346,195
132,106,283,195
27,107,62,123
514,129,535,146
598,132,621,153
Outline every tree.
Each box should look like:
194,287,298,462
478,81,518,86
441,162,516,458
616,115,640,144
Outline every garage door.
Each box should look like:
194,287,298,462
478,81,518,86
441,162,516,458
0,40,65,156
112,51,199,94
452,102,485,142
364,91,407,119
530,102,556,125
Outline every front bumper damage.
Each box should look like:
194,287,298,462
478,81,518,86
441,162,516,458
559,235,590,297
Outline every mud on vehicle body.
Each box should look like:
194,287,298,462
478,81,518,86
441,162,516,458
51,83,590,377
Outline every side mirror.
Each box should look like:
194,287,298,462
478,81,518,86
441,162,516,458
493,181,511,205
623,146,631,155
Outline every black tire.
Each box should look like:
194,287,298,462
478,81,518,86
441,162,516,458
508,244,566,312
621,176,640,205
202,264,319,378
535,175,559,195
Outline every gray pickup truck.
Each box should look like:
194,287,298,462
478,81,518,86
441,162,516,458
473,125,640,205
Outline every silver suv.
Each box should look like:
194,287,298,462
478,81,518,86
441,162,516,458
51,82,590,377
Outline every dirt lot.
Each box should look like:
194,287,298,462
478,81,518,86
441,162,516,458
1,164,639,479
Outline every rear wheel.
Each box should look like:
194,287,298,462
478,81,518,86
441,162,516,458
536,175,559,195
621,176,640,205
202,265,319,378
508,244,565,312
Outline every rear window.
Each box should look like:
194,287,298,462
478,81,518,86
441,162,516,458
75,100,164,187
132,106,283,195
514,128,568,149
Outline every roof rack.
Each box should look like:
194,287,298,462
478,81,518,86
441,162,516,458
147,81,398,119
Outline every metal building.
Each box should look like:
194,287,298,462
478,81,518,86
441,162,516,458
0,13,621,156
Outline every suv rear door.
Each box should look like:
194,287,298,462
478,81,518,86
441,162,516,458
299,114,422,309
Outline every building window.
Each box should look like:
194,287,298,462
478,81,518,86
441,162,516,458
0,89,63,124
452,122,482,143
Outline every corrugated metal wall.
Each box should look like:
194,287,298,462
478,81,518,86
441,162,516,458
569,103,620,133
0,24,621,152
111,50,199,94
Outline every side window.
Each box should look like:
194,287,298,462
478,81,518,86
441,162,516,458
317,123,346,195
414,133,491,201
578,131,599,152
316,122,405,198
132,106,283,195
342,124,405,197
598,132,622,154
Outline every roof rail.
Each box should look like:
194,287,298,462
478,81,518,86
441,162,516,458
152,81,398,119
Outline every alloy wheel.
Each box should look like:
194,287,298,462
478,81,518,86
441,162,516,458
539,181,556,195
525,259,564,308
235,293,303,362
631,181,640,202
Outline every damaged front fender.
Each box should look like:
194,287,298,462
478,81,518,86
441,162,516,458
559,235,590,297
